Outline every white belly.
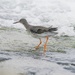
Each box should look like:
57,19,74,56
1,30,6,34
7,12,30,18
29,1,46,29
27,31,58,38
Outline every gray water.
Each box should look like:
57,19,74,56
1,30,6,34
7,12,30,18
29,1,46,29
0,26,75,75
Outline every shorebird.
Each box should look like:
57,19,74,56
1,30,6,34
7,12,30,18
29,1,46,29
13,18,58,53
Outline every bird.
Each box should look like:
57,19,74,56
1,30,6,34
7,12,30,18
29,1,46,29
13,18,58,54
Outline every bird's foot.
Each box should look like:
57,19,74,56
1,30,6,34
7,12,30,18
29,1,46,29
35,46,40,50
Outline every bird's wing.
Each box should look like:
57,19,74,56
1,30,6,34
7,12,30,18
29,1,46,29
30,26,58,34
30,26,48,34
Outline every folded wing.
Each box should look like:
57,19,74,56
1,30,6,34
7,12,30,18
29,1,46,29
30,26,58,34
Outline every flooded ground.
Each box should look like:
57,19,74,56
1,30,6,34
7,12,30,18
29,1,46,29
0,26,75,75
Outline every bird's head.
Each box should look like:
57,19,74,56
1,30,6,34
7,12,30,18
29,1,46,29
13,18,28,24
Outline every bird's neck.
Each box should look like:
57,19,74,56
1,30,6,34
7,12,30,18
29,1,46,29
22,21,30,29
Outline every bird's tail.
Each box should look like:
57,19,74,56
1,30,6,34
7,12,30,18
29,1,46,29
48,27,58,32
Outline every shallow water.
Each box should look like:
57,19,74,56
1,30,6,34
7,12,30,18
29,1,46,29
0,27,75,75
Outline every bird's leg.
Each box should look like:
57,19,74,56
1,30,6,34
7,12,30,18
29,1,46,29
44,36,49,53
35,38,42,49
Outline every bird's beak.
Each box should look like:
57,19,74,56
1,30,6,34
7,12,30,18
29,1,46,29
13,21,19,24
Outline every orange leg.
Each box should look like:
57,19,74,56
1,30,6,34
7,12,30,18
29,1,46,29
44,36,49,54
35,38,42,49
